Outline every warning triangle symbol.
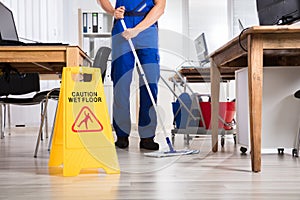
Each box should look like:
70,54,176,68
72,106,103,133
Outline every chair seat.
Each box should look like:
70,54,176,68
0,89,60,105
37,89,60,99
0,97,40,105
33,89,60,101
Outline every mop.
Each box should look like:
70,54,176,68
120,19,199,157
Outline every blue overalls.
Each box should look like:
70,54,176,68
111,0,160,139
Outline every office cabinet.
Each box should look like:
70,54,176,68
78,9,113,59
236,67,300,153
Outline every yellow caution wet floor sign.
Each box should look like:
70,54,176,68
49,67,120,176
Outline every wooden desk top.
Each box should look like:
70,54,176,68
175,67,237,83
0,45,92,74
210,26,300,68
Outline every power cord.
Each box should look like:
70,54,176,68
238,27,250,52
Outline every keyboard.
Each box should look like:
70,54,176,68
0,39,67,46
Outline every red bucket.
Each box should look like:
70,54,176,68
199,102,235,130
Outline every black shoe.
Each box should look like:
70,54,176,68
115,137,129,149
140,138,159,150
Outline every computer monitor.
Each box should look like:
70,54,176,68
0,2,19,41
256,0,300,25
194,33,209,66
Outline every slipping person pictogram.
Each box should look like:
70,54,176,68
72,106,103,133
77,111,93,130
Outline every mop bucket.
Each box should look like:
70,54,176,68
172,101,183,128
172,93,192,129
199,102,235,130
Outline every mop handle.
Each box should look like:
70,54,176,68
120,19,175,152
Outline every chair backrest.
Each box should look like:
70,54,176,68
93,46,111,82
0,72,40,96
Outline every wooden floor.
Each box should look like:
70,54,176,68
1,128,300,200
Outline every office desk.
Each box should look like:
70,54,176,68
0,45,92,75
210,26,300,172
0,45,92,138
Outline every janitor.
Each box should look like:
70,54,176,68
97,0,166,150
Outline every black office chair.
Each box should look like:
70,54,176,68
0,70,60,157
93,46,111,82
0,72,41,138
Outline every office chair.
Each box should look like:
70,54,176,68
93,46,111,82
34,46,111,157
0,70,60,157
0,72,41,138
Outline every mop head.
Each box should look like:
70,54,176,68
144,149,200,158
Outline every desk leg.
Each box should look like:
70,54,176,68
210,59,220,152
66,47,82,67
248,35,263,172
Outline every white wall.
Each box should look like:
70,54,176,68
229,0,259,37
62,0,108,45
1,0,63,43
189,0,229,52
159,0,183,33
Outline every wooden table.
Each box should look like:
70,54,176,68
210,26,300,172
0,45,92,138
0,45,92,75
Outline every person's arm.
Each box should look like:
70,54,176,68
122,0,166,40
97,0,125,19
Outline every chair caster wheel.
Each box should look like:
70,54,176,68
240,146,247,155
292,148,299,157
278,148,284,155
221,138,225,148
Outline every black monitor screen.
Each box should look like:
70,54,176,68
0,2,18,41
256,0,300,25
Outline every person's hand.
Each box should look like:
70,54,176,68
114,6,125,19
122,28,141,40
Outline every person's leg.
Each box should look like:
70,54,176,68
136,48,160,150
111,50,135,148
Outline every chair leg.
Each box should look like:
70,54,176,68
45,102,49,139
3,105,5,131
48,102,58,151
1,104,11,137
40,103,44,141
48,117,56,152
34,99,49,158
0,104,4,139
7,104,11,135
